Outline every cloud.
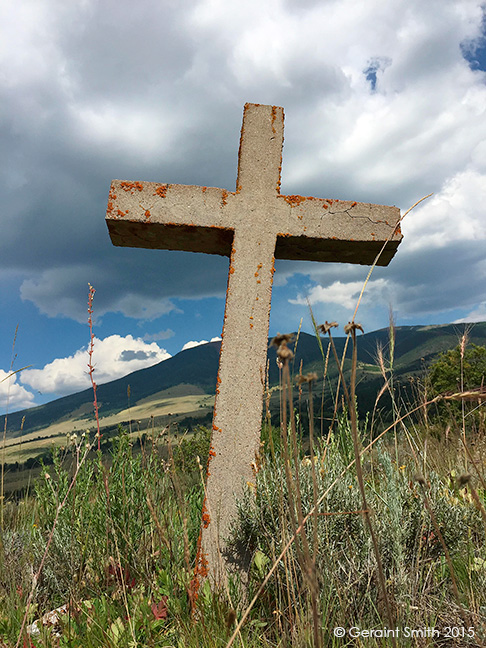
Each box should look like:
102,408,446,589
290,279,389,310
20,335,171,396
1,0,486,336
181,337,221,351
455,302,486,324
402,169,486,252
119,349,158,362
283,234,486,328
280,160,486,326
19,265,196,323
0,369,36,411
142,329,175,342
18,255,227,323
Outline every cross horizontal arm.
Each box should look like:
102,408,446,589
273,196,401,265
106,177,401,266
106,180,237,255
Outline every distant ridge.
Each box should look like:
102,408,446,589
4,322,486,439
4,341,221,438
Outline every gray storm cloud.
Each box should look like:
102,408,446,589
1,0,485,328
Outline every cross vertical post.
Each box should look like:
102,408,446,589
200,106,285,584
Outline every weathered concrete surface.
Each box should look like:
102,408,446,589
106,103,402,587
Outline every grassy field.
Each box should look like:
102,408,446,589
2,390,214,465
1,315,486,646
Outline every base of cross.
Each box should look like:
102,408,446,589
190,521,253,608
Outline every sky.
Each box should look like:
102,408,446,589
1,0,486,413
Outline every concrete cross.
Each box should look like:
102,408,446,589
105,103,402,586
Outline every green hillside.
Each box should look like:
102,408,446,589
4,322,486,444
3,341,221,439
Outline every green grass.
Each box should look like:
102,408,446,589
1,391,214,466
1,414,486,646
2,324,486,647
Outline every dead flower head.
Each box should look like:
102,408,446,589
270,333,294,348
271,333,294,366
413,473,427,487
226,609,237,629
277,344,294,365
344,321,364,335
457,473,472,488
317,321,338,335
297,372,318,385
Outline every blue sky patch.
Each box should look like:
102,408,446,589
363,57,391,91
461,10,486,71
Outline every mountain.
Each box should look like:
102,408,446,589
3,341,221,440
4,322,486,444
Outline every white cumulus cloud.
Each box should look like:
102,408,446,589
0,369,36,411
457,302,486,323
291,278,389,310
20,335,171,397
181,337,222,351
402,169,486,252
